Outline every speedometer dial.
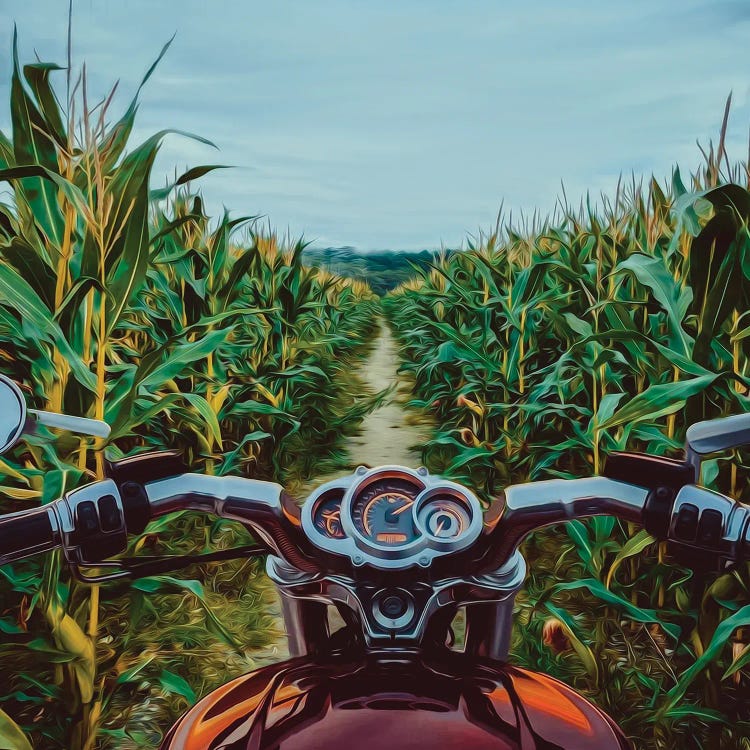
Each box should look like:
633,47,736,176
351,478,419,547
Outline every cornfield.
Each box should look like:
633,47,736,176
3,24,750,750
384,99,750,749
0,37,378,748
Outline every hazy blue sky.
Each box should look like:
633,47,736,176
1,0,749,249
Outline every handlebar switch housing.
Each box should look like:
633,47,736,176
605,452,696,539
105,451,188,535
105,450,188,485
604,452,694,491
62,480,128,564
666,485,750,571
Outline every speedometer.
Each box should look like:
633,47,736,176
351,478,420,547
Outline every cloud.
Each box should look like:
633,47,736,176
1,0,748,249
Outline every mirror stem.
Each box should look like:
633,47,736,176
28,410,111,439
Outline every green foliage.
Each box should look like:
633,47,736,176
0,40,377,749
385,106,750,748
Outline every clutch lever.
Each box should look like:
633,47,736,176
71,542,270,583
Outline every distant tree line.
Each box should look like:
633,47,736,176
303,246,445,296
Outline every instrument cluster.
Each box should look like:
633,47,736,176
301,466,483,570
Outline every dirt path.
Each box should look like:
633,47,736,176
128,319,431,744
344,316,430,468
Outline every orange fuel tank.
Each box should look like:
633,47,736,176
160,652,630,750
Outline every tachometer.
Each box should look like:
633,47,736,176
311,490,346,540
418,495,471,540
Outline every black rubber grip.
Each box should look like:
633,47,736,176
0,507,53,558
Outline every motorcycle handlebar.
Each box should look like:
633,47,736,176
476,477,649,572
2,468,749,578
143,473,321,573
0,472,323,575
478,476,750,574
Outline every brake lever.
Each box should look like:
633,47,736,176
117,543,270,578
685,411,750,481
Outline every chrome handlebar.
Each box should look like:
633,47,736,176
1,470,748,576
144,473,321,573
0,473,320,576
478,476,750,573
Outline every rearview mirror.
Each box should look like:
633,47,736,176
0,374,27,455
0,373,111,454
685,411,750,481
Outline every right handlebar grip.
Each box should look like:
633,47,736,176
0,505,56,565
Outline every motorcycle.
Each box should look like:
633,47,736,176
0,372,748,749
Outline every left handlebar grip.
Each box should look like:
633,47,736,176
1,477,154,568
0,505,58,565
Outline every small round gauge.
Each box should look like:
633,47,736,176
312,491,345,540
417,493,472,542
351,478,420,547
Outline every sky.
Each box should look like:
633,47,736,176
0,0,749,250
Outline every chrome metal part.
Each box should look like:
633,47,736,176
485,476,650,567
686,412,750,481
267,551,526,649
58,480,127,581
146,473,285,551
278,591,313,657
301,466,483,570
504,476,648,523
28,409,111,439
146,474,284,516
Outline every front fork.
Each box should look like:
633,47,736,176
463,597,518,661
268,553,526,662
278,594,331,657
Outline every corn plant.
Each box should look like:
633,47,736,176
0,37,378,749
385,101,750,749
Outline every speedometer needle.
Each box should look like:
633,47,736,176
386,500,414,523
392,499,414,515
